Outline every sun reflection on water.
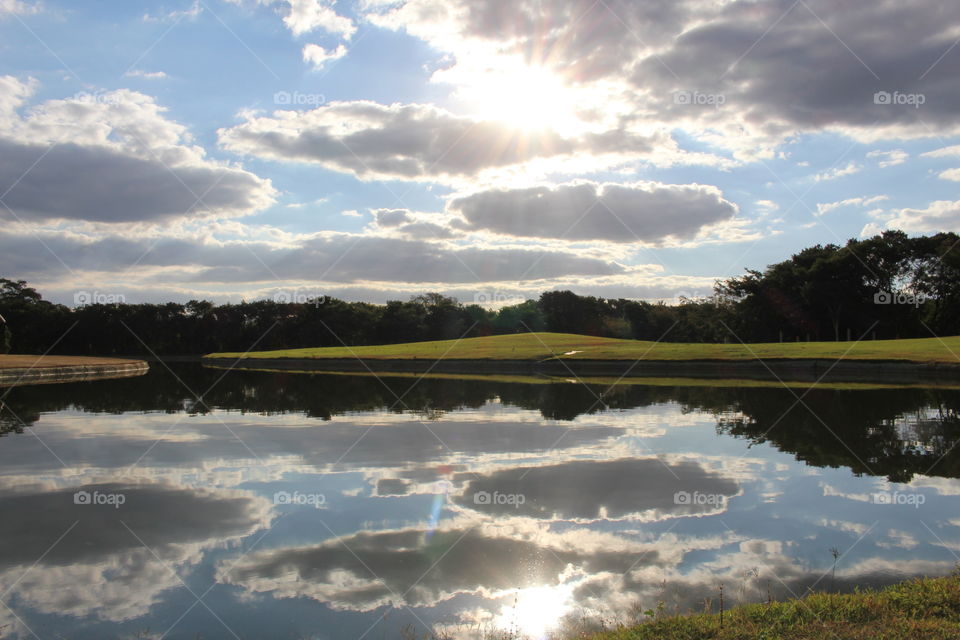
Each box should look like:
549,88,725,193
494,583,575,639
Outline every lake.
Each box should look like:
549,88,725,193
1,363,959,639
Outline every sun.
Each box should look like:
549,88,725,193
457,65,583,134
493,584,575,639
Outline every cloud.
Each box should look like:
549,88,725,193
0,77,275,224
217,100,673,183
448,180,739,243
142,0,201,22
368,0,960,155
373,208,410,227
284,0,355,37
0,482,271,622
867,149,908,168
880,200,960,234
229,0,355,37
219,525,663,611
0,0,40,16
454,458,739,521
302,42,348,69
815,195,888,217
920,145,960,159
813,161,861,182
0,228,625,286
123,69,169,80
937,169,960,182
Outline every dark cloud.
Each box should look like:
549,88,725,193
220,526,662,610
375,0,960,143
450,181,737,242
453,458,739,519
217,101,660,181
0,138,271,223
373,208,411,227
0,483,268,569
0,229,623,284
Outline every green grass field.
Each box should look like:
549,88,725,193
581,573,960,640
205,332,960,364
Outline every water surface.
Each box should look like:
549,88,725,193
1,364,959,639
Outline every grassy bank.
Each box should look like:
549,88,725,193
582,574,960,640
206,332,960,364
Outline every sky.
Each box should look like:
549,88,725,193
1,0,959,307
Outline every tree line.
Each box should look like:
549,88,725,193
1,230,958,356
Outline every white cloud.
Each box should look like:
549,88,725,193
225,0,355,37
284,0,355,37
302,43,348,70
0,0,40,16
123,69,168,80
815,195,888,216
813,162,862,182
882,200,960,234
937,168,960,182
0,76,275,224
866,149,908,168
142,0,201,22
920,145,960,159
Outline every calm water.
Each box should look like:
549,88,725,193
1,364,959,639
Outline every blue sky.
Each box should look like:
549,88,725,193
1,0,959,305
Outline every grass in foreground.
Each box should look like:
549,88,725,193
206,332,960,364
581,573,960,640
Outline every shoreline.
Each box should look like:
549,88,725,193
0,355,150,387
201,355,960,383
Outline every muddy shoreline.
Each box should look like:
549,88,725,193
0,356,150,387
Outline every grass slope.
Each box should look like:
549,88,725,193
206,332,960,364
586,574,960,640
